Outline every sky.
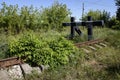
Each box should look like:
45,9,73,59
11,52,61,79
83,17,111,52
0,0,117,20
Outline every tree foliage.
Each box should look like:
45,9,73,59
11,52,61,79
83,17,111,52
108,0,120,30
109,16,120,30
115,0,120,21
0,2,70,34
40,1,71,30
82,10,110,26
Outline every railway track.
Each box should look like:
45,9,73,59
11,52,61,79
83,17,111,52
0,57,23,68
0,39,106,68
75,39,104,47
75,39,107,53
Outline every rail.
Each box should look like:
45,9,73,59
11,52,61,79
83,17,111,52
0,57,23,68
75,39,104,47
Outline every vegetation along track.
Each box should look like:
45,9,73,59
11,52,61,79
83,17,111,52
0,39,107,68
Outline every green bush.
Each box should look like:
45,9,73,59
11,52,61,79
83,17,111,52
6,32,77,68
109,17,120,30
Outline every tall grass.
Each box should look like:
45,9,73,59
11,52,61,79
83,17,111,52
18,28,120,80
0,27,120,80
0,32,8,59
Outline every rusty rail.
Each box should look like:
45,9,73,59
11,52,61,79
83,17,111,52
0,57,23,68
75,39,104,47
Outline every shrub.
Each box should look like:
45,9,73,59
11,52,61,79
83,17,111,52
112,20,120,30
6,32,77,68
109,17,120,30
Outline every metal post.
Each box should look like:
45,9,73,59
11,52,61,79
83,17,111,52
70,17,75,39
87,16,92,41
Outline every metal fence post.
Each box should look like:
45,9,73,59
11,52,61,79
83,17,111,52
87,16,93,41
70,17,75,39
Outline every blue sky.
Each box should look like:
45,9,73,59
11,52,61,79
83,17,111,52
0,0,116,20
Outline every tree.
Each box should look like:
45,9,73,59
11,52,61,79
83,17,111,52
109,16,120,30
100,10,110,26
0,1,71,34
82,10,110,27
40,1,71,30
0,2,19,34
115,0,120,21
0,2,40,34
82,10,101,21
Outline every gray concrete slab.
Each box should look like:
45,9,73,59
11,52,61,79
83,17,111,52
0,70,11,80
21,63,33,75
